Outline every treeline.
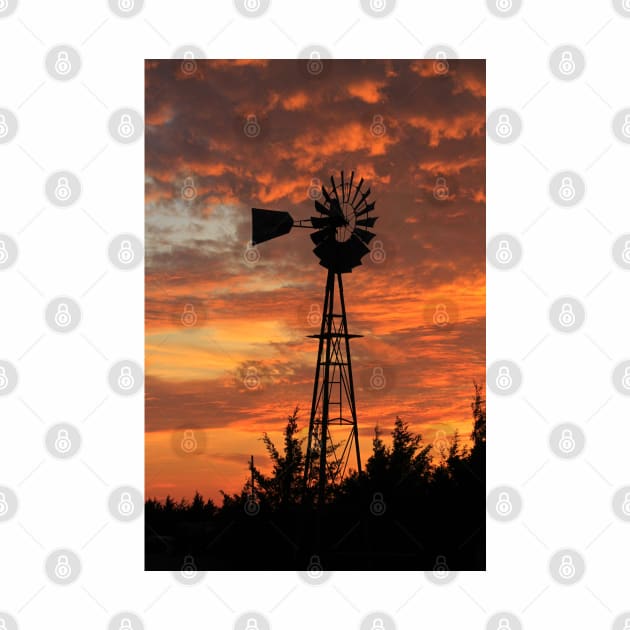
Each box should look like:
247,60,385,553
145,384,485,570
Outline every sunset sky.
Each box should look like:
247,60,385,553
145,59,485,503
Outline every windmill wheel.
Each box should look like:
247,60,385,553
310,171,378,273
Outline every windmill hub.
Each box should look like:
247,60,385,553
251,170,379,505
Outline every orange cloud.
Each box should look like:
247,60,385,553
346,79,387,103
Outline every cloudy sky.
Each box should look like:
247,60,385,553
145,59,485,503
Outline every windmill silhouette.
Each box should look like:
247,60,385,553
251,171,378,505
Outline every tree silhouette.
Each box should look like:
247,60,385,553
145,385,486,571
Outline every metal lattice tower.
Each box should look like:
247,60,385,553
251,170,378,505
303,267,362,503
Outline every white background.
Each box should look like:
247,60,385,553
1,0,630,628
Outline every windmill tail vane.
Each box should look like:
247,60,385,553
251,170,379,505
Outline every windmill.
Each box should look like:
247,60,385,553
251,170,378,505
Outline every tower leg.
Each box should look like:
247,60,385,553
303,269,332,493
318,270,334,506
337,272,361,475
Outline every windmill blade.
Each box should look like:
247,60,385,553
315,200,331,216
347,170,355,203
314,238,354,274
313,238,335,262
356,216,377,228
321,185,332,204
310,228,331,245
353,227,376,244
330,174,340,202
355,201,375,218
329,197,343,218
351,177,364,205
342,235,370,269
251,208,294,245
355,187,371,210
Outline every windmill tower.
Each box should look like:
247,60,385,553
251,171,378,505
